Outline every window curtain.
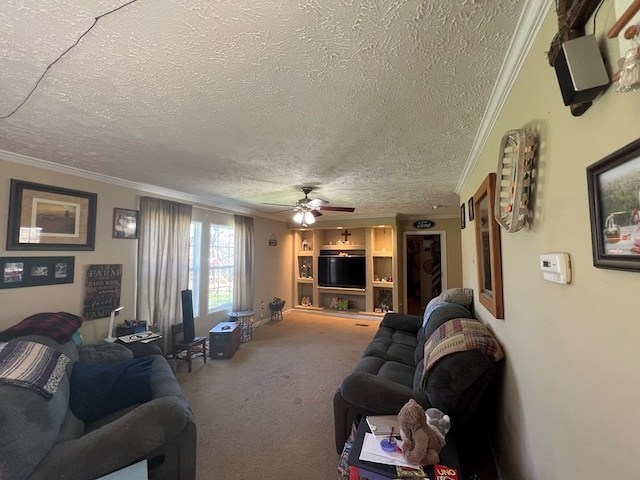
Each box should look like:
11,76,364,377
137,197,192,352
233,215,254,312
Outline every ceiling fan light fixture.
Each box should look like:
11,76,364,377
303,211,316,225
293,211,304,224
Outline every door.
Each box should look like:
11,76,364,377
404,232,446,316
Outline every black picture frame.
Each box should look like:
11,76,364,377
460,203,466,229
7,180,97,250
1,256,75,289
468,197,475,221
113,208,138,239
587,138,640,272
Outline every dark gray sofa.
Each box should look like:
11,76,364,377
333,299,501,454
0,332,196,480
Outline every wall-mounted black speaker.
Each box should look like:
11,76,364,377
181,289,196,343
553,34,609,107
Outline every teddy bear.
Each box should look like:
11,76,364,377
397,399,446,466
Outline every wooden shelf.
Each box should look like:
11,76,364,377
297,277,313,283
297,251,313,256
293,305,323,311
318,286,366,295
372,281,394,288
372,252,392,257
319,244,365,250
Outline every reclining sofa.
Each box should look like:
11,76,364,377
0,312,196,480
333,288,503,456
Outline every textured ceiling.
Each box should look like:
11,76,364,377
0,0,526,221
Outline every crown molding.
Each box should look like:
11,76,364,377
0,148,258,216
455,0,553,194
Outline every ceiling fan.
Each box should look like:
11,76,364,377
262,187,355,226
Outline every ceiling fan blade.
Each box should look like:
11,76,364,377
268,208,296,214
318,206,355,212
260,202,294,208
311,210,323,217
308,198,329,207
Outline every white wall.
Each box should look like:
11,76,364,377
458,6,640,479
0,158,291,344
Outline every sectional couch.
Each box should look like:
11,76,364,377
333,289,503,459
0,312,196,480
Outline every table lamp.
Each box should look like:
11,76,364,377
105,306,124,342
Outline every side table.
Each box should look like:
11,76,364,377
209,322,241,359
228,310,255,343
115,332,163,358
346,418,460,479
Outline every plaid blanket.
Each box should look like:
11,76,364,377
0,312,82,344
0,340,70,399
421,318,503,389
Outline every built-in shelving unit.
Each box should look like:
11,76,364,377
292,225,398,317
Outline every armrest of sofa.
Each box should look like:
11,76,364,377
380,313,423,334
29,396,192,480
340,371,429,413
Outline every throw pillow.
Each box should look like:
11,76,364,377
422,296,444,328
79,343,133,364
440,288,473,307
69,357,153,424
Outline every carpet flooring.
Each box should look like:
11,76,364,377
175,311,379,480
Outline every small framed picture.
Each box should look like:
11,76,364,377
113,208,138,239
460,203,466,229
468,197,475,221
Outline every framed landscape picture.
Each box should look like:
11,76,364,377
6,180,97,250
587,138,640,272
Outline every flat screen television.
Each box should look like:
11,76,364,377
181,289,197,343
318,256,366,289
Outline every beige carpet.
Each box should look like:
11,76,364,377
175,310,379,480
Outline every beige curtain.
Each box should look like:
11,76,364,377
137,197,192,352
232,215,254,312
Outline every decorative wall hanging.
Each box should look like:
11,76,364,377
112,208,138,239
413,219,436,229
83,264,123,320
268,234,277,246
1,256,74,289
6,179,97,251
460,203,466,229
494,129,537,233
587,138,640,272
467,197,474,221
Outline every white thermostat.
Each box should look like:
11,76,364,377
540,253,572,284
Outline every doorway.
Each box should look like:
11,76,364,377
404,231,447,316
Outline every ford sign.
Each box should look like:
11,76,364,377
413,220,435,229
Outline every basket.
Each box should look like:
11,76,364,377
269,301,285,311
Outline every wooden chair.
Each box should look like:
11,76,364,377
171,323,207,373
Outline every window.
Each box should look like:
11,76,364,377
188,221,202,317
209,224,234,312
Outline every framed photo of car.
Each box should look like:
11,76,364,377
587,138,640,272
